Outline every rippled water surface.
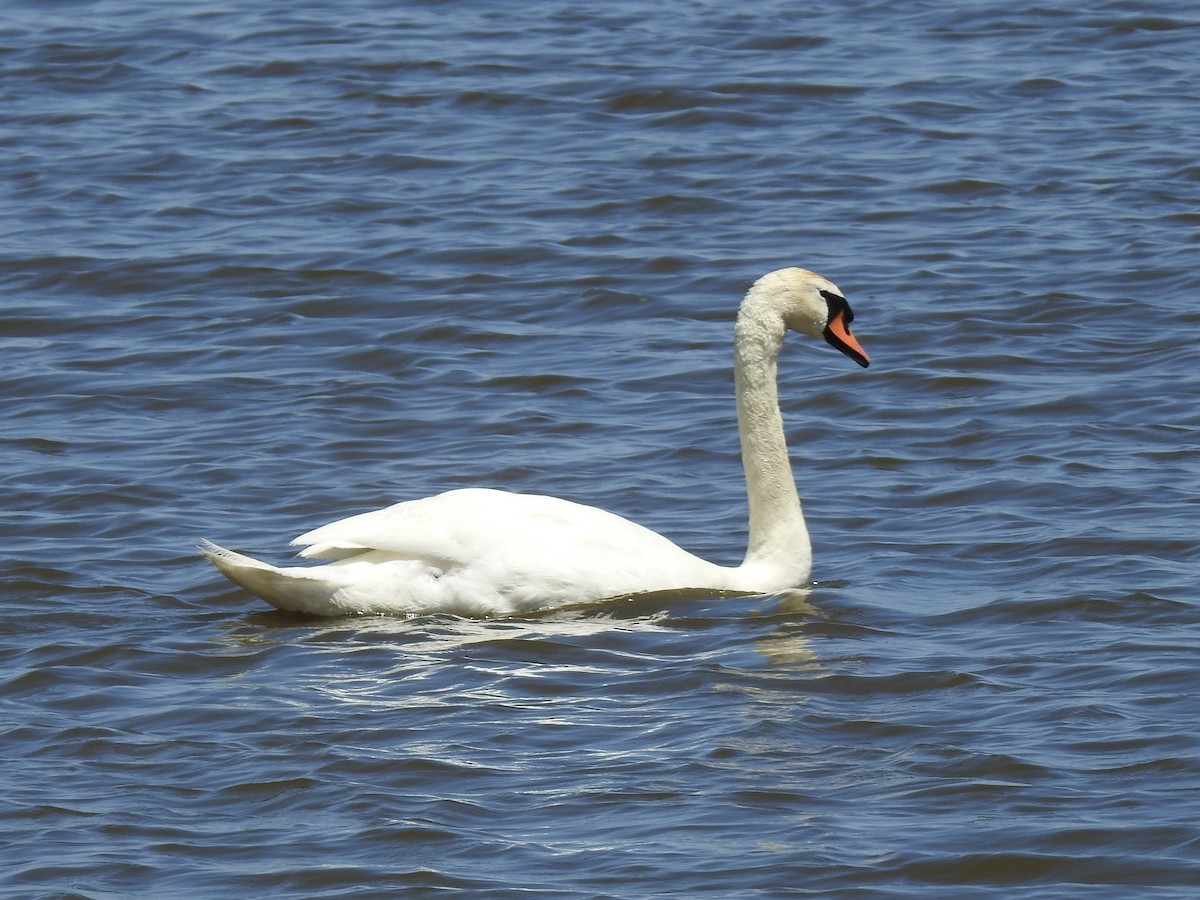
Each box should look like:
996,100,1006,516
4,0,1199,896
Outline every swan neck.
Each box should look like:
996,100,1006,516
733,295,810,583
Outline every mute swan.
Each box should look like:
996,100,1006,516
202,267,869,616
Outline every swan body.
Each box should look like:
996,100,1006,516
202,267,869,616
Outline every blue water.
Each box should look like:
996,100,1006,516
3,1,1199,896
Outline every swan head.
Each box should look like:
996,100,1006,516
748,267,870,368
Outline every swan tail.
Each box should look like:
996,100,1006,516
199,540,343,615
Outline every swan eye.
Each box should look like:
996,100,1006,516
819,289,854,325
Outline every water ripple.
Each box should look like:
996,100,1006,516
3,0,1199,896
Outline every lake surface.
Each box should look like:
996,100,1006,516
3,0,1199,896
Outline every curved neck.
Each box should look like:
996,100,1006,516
732,292,811,584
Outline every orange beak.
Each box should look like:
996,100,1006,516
824,308,870,368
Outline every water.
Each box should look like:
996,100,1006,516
3,0,1199,895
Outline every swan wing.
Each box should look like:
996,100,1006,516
290,487,727,607
292,489,485,564
294,487,684,561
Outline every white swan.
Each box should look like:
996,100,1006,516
202,267,869,616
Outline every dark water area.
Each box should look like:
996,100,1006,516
3,0,1199,895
